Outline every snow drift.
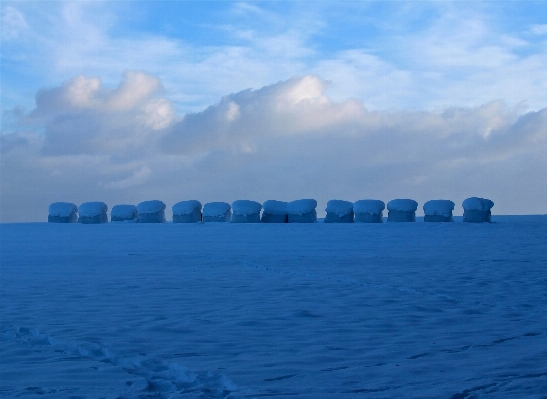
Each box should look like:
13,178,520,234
462,197,494,223
353,200,385,223
325,200,354,223
423,200,455,222
203,202,232,222
287,199,317,223
387,199,418,222
48,202,78,223
261,200,288,223
110,205,138,222
231,200,262,223
78,202,108,224
172,200,202,223
137,200,166,223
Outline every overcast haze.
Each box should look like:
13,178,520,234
1,1,546,222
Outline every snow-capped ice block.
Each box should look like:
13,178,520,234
48,202,78,223
387,199,418,222
287,199,317,223
423,200,455,222
172,200,202,223
462,197,494,223
353,200,385,223
203,202,231,222
231,200,262,223
325,200,354,223
78,202,108,224
261,200,288,223
110,205,138,222
137,200,166,223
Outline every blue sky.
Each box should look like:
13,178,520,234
1,1,546,221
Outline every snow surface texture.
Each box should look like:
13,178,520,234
287,199,318,223
261,200,288,223
172,200,202,216
231,200,262,223
2,217,547,398
78,202,108,224
203,202,231,222
47,202,78,223
463,198,495,223
423,200,455,223
137,200,166,214
353,200,385,223
387,199,419,212
325,200,354,223
231,200,262,216
387,199,418,222
78,202,108,217
353,200,385,215
463,197,495,211
423,200,455,216
172,201,202,223
137,201,166,224
262,200,288,216
111,205,138,222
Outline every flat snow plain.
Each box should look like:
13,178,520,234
1,216,547,398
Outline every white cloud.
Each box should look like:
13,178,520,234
3,1,547,117
2,73,546,222
531,24,547,35
25,71,175,156
1,5,29,40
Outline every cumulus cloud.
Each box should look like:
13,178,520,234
161,75,545,162
1,72,546,222
25,70,175,156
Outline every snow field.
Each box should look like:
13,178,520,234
1,216,546,398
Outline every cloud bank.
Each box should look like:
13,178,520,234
2,72,546,222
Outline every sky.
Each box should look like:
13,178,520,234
1,1,546,222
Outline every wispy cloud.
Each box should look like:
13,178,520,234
3,1,546,115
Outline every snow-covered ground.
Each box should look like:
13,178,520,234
1,216,547,398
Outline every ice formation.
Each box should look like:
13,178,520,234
423,200,455,222
48,202,78,223
325,200,354,223
172,200,202,223
111,205,138,222
203,202,232,222
231,200,262,223
137,200,166,223
78,202,108,224
462,197,494,223
387,199,418,222
353,200,385,223
287,199,317,223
